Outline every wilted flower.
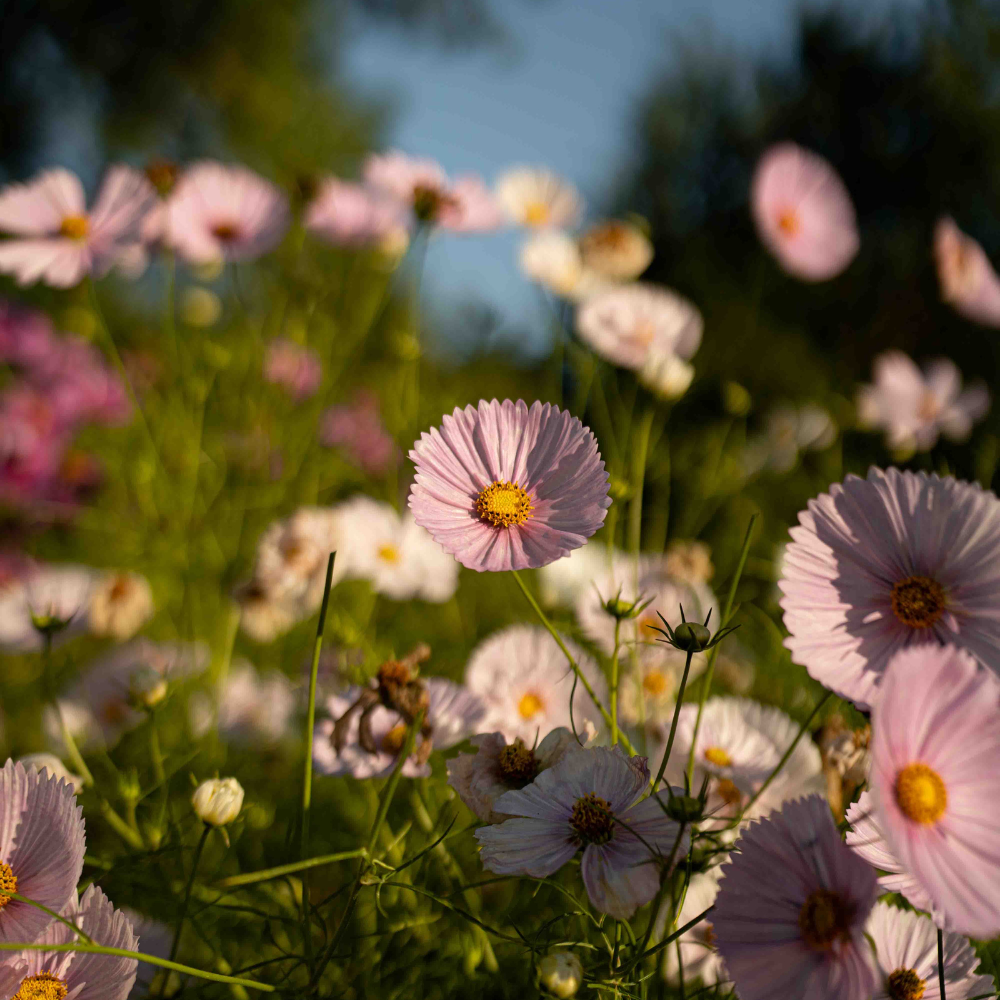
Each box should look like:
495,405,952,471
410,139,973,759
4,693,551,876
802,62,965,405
579,219,653,280
88,570,155,642
409,399,611,572
0,166,156,287
476,746,689,918
0,563,95,652
319,390,399,475
934,216,1000,327
192,777,245,826
780,468,1000,709
857,351,989,452
263,338,322,401
751,142,859,281
576,284,702,372
495,167,582,229
537,950,584,998
305,177,406,246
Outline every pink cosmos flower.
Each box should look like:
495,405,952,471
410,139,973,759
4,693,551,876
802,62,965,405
476,746,689,919
313,678,486,779
363,151,503,232
779,467,1000,709
319,390,399,475
751,142,859,281
36,336,131,426
0,760,86,945
867,901,992,1000
166,161,290,263
3,885,138,1000
263,338,322,401
409,399,611,572
0,166,156,287
712,795,879,1000
870,644,1000,939
305,177,407,246
0,301,57,369
0,386,70,503
934,217,1000,327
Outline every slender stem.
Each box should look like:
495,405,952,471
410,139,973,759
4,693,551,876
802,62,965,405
937,928,947,1000
653,649,695,791
629,405,655,562
10,894,94,944
167,825,210,965
510,570,633,754
215,849,366,889
610,618,622,747
99,800,145,851
42,635,94,787
685,514,758,786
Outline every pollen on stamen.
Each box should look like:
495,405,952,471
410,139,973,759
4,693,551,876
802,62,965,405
12,972,68,1000
59,215,89,240
895,762,947,824
0,859,17,909
890,576,946,629
475,480,534,528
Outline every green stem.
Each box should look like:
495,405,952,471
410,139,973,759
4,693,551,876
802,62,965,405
510,570,633,754
653,649,695,791
167,825,210,966
685,514,758,786
42,636,94,788
629,406,655,562
99,800,145,851
10,894,94,944
610,619,622,747
938,928,947,1000
215,849,366,889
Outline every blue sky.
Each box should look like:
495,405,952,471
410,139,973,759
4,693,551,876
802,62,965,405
343,0,917,356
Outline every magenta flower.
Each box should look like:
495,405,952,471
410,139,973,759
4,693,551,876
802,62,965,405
0,166,156,287
305,177,406,246
713,795,879,1000
263,338,322,401
409,399,611,572
363,151,503,232
476,746,688,919
934,217,1000,327
870,644,1000,939
751,142,859,281
166,162,289,263
0,386,70,503
319,390,399,475
0,760,86,945
857,351,989,452
5,885,138,1000
779,467,1000,709
0,301,58,370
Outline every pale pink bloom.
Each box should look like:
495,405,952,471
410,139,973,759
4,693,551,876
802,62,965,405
446,727,581,823
319,390,399,475
464,625,607,744
868,901,992,1000
38,336,130,427
713,795,879,1000
363,151,503,232
409,399,610,572
0,760,86,945
6,885,138,1000
0,301,57,369
263,338,322,401
0,166,155,287
495,167,582,229
476,746,689,919
0,563,95,652
305,177,406,246
579,220,654,281
519,230,612,301
779,468,1000,709
575,284,702,371
857,351,989,452
0,386,70,503
313,678,486,779
166,162,290,263
752,142,859,281
934,216,1000,327
870,644,1000,939
191,660,295,746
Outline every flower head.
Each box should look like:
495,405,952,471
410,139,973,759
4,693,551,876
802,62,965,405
0,564,95,652
576,284,702,372
319,390,399,475
476,746,689,918
0,760,86,945
409,399,610,572
88,570,154,642
579,219,653,281
465,625,607,744
191,660,295,746
518,230,610,301
166,162,290,263
780,468,1000,709
305,177,406,247
934,217,1000,327
870,644,1000,938
263,338,322,401
0,166,156,287
857,351,989,453
751,142,859,281
495,167,582,229
192,777,244,826
712,795,879,1000
537,950,584,998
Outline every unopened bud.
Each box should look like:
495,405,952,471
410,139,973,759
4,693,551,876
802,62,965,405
538,951,583,998
664,794,703,823
192,777,244,826
130,666,168,709
671,621,712,651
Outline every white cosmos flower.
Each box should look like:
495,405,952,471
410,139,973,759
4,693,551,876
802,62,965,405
336,495,459,602
0,563,95,651
464,625,607,744
88,570,154,642
190,660,295,745
519,230,611,301
15,753,84,793
659,870,726,988
495,167,582,229
537,539,615,608
579,219,653,281
576,283,702,371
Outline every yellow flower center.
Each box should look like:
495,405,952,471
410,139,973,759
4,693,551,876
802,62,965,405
570,792,615,845
518,691,544,720
523,201,550,226
0,860,17,909
895,762,947,824
888,968,927,1000
716,778,742,807
777,208,800,237
378,544,400,565
12,974,68,1000
498,739,537,785
475,480,533,528
380,722,408,757
890,576,945,629
798,888,853,951
701,922,717,948
59,215,89,239
642,670,669,697
704,746,732,768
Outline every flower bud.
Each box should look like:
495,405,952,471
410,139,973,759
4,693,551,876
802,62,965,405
192,778,244,826
129,666,168,709
664,794,703,823
671,621,712,651
538,951,583,998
